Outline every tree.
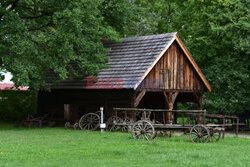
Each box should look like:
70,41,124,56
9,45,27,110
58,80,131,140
178,0,249,115
0,0,151,90
136,0,249,114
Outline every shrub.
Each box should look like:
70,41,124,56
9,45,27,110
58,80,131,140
0,90,37,122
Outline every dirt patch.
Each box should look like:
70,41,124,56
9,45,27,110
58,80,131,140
226,131,250,139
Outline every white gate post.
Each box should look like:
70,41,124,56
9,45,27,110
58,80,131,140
100,107,105,133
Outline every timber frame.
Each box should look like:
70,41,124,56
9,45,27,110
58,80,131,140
39,32,212,124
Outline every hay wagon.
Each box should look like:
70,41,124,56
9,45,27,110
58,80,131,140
107,108,229,143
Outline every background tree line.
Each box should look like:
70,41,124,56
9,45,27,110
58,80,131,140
0,0,249,116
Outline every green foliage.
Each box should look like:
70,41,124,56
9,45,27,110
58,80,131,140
136,0,249,115
178,0,250,115
135,0,183,34
0,0,150,89
0,0,249,115
100,0,157,36
0,91,37,121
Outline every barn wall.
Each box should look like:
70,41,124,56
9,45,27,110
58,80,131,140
140,41,205,91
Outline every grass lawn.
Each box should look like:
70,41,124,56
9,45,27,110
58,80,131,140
0,123,249,167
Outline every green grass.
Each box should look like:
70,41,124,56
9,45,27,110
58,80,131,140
0,123,249,167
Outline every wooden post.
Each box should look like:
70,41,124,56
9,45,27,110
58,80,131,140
168,93,173,138
64,104,69,121
167,92,173,124
236,118,239,136
163,112,166,124
182,113,184,126
174,102,178,124
222,117,225,139
162,91,178,124
162,91,170,124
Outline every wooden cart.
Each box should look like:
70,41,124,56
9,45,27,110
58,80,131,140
110,108,232,143
64,111,102,131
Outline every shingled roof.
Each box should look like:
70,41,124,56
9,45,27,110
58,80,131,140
48,32,212,91
99,32,177,89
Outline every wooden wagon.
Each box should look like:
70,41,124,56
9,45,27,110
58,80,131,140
107,108,232,143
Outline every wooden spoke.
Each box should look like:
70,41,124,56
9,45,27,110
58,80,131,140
121,117,133,132
123,117,132,124
210,130,221,142
106,116,122,131
79,113,100,131
190,125,210,143
132,120,155,141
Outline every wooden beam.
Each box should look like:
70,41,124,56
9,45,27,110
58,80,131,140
172,92,179,104
113,108,206,113
195,93,203,124
134,89,146,107
130,92,136,108
137,89,204,93
197,94,202,110
162,91,179,124
162,91,169,108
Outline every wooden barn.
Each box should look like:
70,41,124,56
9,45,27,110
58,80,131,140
38,32,212,124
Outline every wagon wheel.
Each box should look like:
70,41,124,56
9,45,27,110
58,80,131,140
132,120,155,141
106,116,122,131
121,117,132,132
190,125,210,143
210,129,221,142
73,122,79,130
79,113,100,131
123,117,132,123
64,122,71,129
121,125,128,132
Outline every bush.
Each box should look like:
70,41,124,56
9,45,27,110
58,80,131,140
0,90,37,122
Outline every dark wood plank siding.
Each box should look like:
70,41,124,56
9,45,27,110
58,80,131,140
38,89,133,121
141,41,205,91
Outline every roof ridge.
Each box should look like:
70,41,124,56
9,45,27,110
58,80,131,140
121,32,177,42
